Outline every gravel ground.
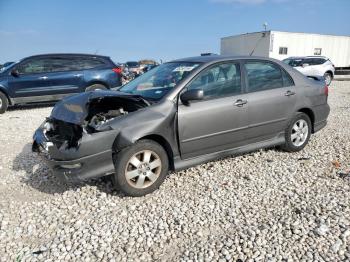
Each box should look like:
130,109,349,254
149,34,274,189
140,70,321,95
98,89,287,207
1,81,350,262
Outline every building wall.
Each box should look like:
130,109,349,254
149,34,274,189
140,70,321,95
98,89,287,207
269,31,350,67
221,32,270,57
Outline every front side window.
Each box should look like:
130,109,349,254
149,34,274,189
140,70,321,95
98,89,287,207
244,61,285,92
120,62,200,101
186,62,241,99
17,58,51,74
283,58,303,67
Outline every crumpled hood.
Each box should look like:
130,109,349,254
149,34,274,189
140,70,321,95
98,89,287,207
51,90,149,125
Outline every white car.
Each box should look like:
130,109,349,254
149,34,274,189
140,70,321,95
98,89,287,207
283,56,335,85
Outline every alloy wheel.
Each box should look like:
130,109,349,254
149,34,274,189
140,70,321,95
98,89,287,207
291,119,309,147
124,150,162,189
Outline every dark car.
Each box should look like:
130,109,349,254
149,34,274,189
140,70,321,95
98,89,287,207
33,56,330,196
0,54,122,113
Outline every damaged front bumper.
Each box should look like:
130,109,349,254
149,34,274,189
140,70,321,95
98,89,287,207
32,123,117,183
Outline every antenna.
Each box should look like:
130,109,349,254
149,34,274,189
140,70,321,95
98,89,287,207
263,22,268,31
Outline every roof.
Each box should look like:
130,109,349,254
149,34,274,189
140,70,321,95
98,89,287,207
222,30,350,39
286,56,329,59
24,53,110,59
170,55,279,64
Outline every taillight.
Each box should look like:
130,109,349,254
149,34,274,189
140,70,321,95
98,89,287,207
324,84,329,96
112,67,122,75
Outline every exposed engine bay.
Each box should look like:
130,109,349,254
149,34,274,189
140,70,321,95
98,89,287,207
89,108,127,129
42,91,149,150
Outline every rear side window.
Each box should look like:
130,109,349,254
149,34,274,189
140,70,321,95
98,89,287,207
244,61,287,92
304,58,325,66
48,57,74,72
313,58,326,65
187,62,241,99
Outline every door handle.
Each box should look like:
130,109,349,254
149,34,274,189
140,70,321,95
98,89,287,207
234,99,247,107
38,76,48,80
285,90,296,96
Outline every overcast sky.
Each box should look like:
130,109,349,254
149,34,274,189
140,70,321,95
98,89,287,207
0,0,349,63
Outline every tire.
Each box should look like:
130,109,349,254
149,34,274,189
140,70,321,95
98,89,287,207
324,72,332,86
282,112,311,152
0,91,9,114
113,139,169,197
85,84,107,92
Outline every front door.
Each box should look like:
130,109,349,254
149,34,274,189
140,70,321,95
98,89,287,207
8,57,53,99
178,61,249,159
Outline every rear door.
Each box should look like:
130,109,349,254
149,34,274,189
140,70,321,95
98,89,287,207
178,61,250,159
243,60,297,143
45,56,85,95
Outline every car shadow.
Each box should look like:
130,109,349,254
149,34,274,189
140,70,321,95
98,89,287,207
12,143,120,196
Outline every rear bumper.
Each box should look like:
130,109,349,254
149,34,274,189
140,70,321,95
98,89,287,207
32,127,115,183
313,103,330,133
313,120,327,133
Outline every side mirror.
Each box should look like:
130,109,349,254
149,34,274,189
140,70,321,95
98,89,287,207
180,89,204,105
11,69,19,77
302,63,309,68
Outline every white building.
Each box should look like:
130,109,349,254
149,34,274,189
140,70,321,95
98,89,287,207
221,31,350,68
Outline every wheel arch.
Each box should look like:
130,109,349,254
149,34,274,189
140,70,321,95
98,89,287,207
297,108,315,133
325,70,334,78
85,80,110,89
0,87,12,105
138,134,175,171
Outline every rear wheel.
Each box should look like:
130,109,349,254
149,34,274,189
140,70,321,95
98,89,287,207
324,72,332,86
282,112,311,152
113,140,169,197
0,92,9,114
85,84,107,91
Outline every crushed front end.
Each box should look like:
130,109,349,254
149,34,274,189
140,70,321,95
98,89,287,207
32,90,149,182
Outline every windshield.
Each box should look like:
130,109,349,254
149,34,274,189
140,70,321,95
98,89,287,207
283,58,303,67
0,62,15,73
120,62,201,100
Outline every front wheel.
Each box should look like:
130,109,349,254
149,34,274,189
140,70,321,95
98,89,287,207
0,92,9,114
282,112,311,152
113,140,169,197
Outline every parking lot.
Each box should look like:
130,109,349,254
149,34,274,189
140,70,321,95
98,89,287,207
0,81,349,261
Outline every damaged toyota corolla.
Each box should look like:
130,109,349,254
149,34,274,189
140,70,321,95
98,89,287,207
33,56,330,196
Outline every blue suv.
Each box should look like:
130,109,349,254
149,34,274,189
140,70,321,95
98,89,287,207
0,53,122,113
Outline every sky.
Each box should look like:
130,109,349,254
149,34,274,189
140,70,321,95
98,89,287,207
0,0,349,64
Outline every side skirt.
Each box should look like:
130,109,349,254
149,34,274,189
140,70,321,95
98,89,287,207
173,135,285,171
12,93,79,105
